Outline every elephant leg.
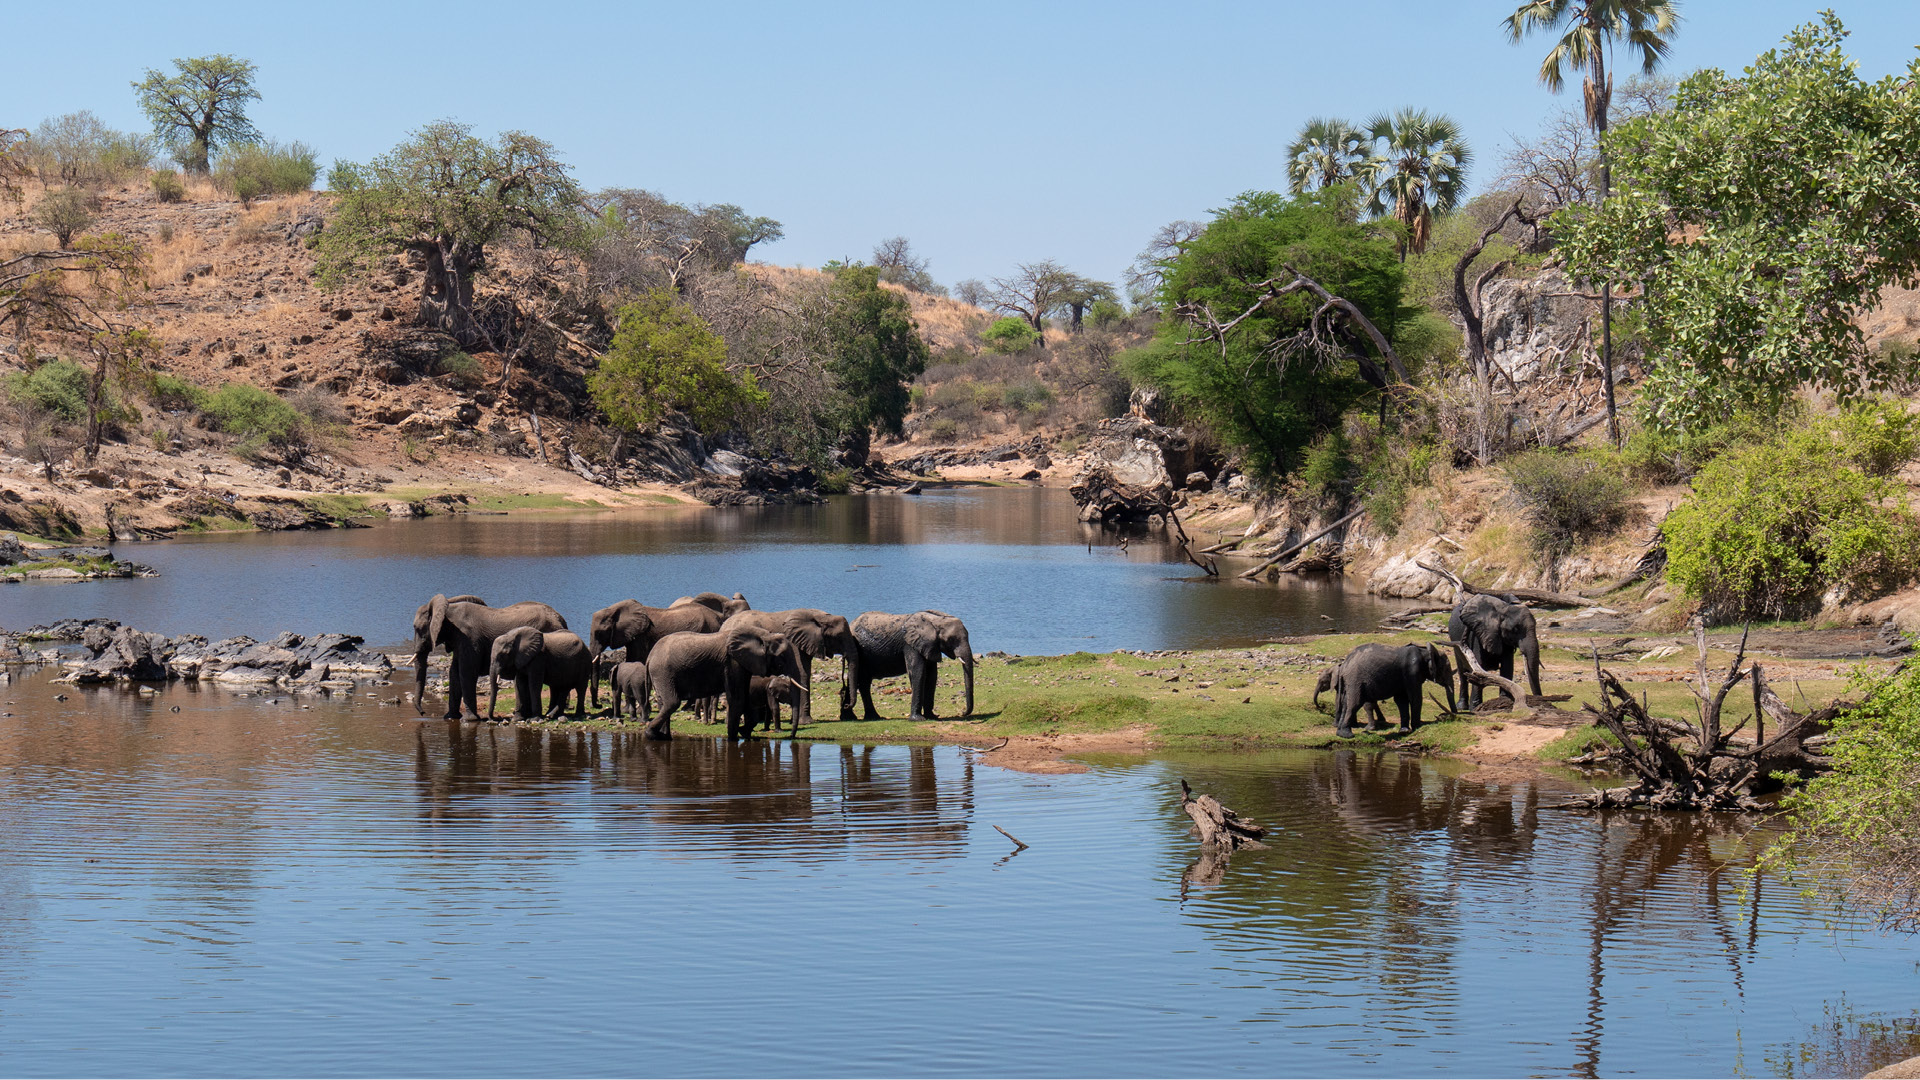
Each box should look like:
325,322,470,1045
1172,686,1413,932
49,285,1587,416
921,660,940,720
1499,653,1516,696
645,692,679,740
1398,692,1417,734
443,652,463,719
800,653,813,731
1334,686,1357,739
516,672,537,721
1366,698,1388,731
858,674,881,722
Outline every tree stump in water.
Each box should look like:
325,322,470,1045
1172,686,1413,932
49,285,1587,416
1180,779,1267,851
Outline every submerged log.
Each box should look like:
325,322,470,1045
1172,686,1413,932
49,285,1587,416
1180,778,1267,850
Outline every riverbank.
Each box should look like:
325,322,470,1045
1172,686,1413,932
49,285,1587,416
481,628,1875,776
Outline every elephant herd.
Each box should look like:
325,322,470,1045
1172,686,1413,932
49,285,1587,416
409,591,976,741
1318,591,1543,739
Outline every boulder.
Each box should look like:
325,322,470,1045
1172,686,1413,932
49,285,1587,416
1068,417,1186,524
67,625,171,683
1185,471,1211,491
0,532,22,565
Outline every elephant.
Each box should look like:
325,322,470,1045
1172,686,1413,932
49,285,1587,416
850,610,974,722
1448,593,1543,709
744,674,806,736
1313,662,1386,729
605,661,652,721
722,608,857,720
1331,642,1456,739
412,594,567,719
642,624,810,740
487,628,592,721
587,600,723,705
672,592,752,618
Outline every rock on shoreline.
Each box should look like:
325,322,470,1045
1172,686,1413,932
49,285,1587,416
5,618,392,687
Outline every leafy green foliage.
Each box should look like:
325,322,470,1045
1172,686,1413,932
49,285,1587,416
1122,189,1410,480
1287,118,1370,194
150,169,185,203
1364,108,1471,255
3,359,92,421
212,140,317,206
1768,659,1920,931
201,382,309,456
822,265,929,438
590,290,765,434
434,352,484,391
1559,15,1920,433
981,316,1039,354
25,112,153,186
148,373,206,411
1662,406,1920,619
1504,449,1633,559
1617,403,1786,484
133,55,261,174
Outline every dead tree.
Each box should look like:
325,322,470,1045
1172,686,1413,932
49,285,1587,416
1415,558,1607,610
1573,623,1840,811
1180,779,1266,850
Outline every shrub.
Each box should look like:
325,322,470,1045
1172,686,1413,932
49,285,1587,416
1002,379,1055,415
1089,298,1126,330
26,112,152,186
148,373,206,411
1618,402,1795,484
435,351,485,391
1300,432,1354,500
1505,449,1633,559
150,169,185,203
213,140,319,206
31,187,97,248
200,383,310,457
2,359,92,421
1663,426,1920,619
981,316,1039,354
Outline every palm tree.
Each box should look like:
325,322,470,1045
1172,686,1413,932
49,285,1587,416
1505,0,1681,443
1286,118,1370,195
1363,108,1471,257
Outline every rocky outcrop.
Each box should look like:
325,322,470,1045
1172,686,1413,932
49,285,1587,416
892,436,1053,476
682,460,824,506
38,621,392,686
1475,269,1592,386
1068,418,1206,524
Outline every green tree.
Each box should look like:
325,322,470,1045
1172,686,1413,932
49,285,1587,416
1122,190,1412,480
589,290,765,434
1363,109,1470,257
132,55,260,174
981,316,1040,354
1286,118,1370,195
316,122,585,344
1558,16,1920,434
1506,0,1681,444
823,265,929,442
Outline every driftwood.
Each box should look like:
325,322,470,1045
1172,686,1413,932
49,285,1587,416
1453,643,1573,712
1415,559,1608,610
1237,506,1367,579
1180,779,1266,850
1571,622,1840,811
1165,506,1218,576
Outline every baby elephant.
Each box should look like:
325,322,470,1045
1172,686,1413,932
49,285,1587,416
488,627,591,720
1313,662,1387,730
605,660,652,721
1331,642,1456,739
744,674,806,737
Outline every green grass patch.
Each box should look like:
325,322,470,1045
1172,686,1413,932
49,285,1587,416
1536,724,1617,761
303,494,377,519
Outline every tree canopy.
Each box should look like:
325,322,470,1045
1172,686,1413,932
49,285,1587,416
1123,190,1412,480
588,290,765,434
317,122,586,344
1364,108,1472,256
821,264,930,442
1557,15,1920,433
132,55,260,174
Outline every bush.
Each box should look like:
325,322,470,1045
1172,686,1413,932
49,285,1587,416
1618,402,1794,484
981,317,1040,354
1089,298,1126,330
31,187,97,248
26,112,152,186
2,359,91,421
148,373,206,411
435,351,485,391
213,140,319,206
150,169,185,203
1505,450,1633,560
1002,379,1055,415
200,383,310,457
1663,421,1920,619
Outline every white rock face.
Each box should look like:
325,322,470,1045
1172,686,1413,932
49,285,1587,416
704,450,748,477
1367,543,1459,601
1477,269,1589,387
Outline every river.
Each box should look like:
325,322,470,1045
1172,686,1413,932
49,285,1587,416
1,488,1915,1077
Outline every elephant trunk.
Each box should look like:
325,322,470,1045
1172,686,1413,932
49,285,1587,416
958,646,975,718
1522,632,1543,697
487,657,502,719
414,641,430,715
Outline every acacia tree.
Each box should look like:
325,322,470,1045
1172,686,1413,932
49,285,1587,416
871,236,940,294
132,55,260,175
1363,108,1471,257
1506,0,1681,443
588,289,765,434
1558,15,1920,434
1286,118,1370,195
2,236,157,460
989,260,1072,334
318,123,585,344
586,188,784,297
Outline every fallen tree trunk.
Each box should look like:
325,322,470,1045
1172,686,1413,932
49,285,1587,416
1415,559,1608,610
1180,779,1266,850
1237,506,1366,579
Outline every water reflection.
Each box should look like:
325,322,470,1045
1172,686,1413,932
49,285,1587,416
0,488,1416,652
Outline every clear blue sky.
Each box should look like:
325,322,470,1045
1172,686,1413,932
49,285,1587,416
7,1,1916,291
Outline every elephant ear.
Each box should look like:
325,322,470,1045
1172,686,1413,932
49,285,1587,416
903,615,938,661
785,614,827,657
519,630,545,667
623,609,654,644
428,594,448,648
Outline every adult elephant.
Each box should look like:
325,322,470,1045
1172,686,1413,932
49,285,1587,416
722,608,857,722
487,628,591,721
851,611,974,722
1331,642,1456,739
643,624,810,740
412,594,567,719
1448,593,1542,709
672,592,751,618
587,600,723,705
